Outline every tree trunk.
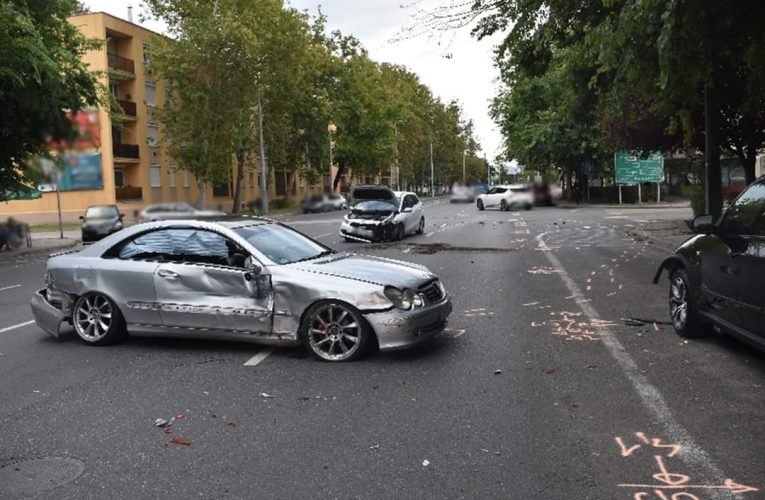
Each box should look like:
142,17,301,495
197,177,207,209
232,150,246,214
333,164,346,191
565,166,574,202
257,99,268,215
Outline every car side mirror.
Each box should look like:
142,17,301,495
244,257,262,281
79,215,84,220
119,213,125,219
692,214,715,234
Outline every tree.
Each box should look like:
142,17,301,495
0,0,101,193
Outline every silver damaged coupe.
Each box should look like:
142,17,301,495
30,219,452,361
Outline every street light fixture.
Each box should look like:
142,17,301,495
328,122,337,193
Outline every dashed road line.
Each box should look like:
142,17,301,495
0,284,22,292
0,320,36,334
244,347,274,367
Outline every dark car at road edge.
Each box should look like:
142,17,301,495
653,177,765,352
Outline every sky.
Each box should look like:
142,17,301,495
84,0,506,163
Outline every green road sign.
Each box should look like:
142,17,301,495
614,152,664,185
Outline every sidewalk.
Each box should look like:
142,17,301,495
628,219,694,253
1,235,79,261
557,200,691,209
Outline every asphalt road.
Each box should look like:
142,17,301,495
0,201,763,499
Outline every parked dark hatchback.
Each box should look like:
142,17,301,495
653,177,765,351
80,205,124,243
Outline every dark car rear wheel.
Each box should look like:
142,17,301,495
500,199,508,211
669,269,711,338
477,199,485,211
73,293,127,345
301,301,372,362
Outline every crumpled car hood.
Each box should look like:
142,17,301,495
287,253,435,288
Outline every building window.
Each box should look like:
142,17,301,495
114,167,125,188
109,82,119,99
150,163,161,187
143,41,151,67
168,165,177,188
248,171,254,188
145,83,156,107
147,123,158,147
183,169,190,188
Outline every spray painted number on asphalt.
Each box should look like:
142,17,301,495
614,432,759,498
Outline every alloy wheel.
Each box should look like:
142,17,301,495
74,294,113,342
306,303,363,361
669,276,688,331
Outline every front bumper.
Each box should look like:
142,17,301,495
340,220,391,242
364,294,453,351
30,289,65,339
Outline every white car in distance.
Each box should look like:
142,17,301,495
476,185,534,211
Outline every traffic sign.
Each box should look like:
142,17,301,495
614,152,664,184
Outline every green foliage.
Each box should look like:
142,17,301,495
144,0,483,200
689,185,705,217
471,0,765,188
0,0,101,193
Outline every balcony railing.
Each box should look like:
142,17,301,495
116,99,137,117
108,53,135,74
113,143,140,160
115,186,143,201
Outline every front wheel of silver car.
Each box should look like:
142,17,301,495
73,293,127,345
301,301,372,362
416,217,425,234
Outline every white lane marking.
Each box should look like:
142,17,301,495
244,347,274,367
536,232,727,496
0,320,36,334
425,232,434,237
0,284,22,292
315,232,333,239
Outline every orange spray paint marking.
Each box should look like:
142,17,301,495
652,456,690,486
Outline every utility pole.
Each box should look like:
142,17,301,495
462,149,466,185
429,141,434,197
257,99,268,215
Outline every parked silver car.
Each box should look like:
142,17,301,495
30,219,452,361
139,202,226,222
340,185,425,242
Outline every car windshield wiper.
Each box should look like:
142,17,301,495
289,249,335,264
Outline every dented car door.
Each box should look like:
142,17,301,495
154,262,272,333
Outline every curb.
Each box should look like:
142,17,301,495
1,239,79,261
557,203,690,210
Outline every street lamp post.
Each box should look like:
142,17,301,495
430,141,434,197
328,122,337,193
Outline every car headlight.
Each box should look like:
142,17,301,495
384,286,424,310
114,222,123,230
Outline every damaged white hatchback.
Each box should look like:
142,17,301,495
30,219,452,361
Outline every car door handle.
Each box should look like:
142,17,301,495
157,269,179,279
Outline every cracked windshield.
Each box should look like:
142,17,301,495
2,0,764,498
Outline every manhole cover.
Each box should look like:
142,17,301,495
0,457,85,496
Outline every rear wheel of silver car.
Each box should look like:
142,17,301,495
499,199,508,211
73,293,126,345
669,269,710,338
416,217,425,234
477,199,485,211
302,301,371,362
